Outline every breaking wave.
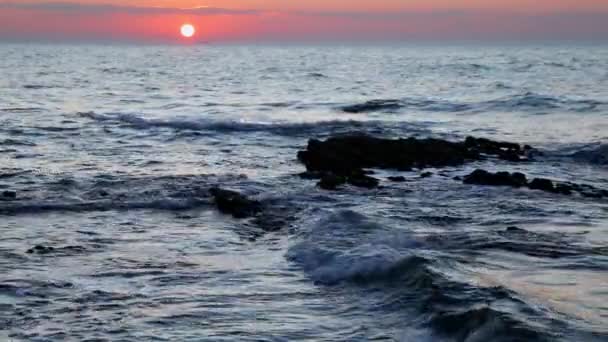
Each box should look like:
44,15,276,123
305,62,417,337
285,210,569,341
77,111,431,137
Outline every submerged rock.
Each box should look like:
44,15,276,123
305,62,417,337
208,187,296,233
528,178,555,192
420,172,434,178
388,176,407,182
26,245,86,255
1,190,17,200
209,187,262,219
27,245,55,254
341,99,404,113
462,169,606,199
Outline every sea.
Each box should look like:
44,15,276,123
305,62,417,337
1,43,607,341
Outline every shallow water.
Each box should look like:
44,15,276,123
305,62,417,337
1,44,608,341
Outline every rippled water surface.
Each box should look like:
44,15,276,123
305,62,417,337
1,44,608,341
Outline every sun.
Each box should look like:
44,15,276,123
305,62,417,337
180,24,196,38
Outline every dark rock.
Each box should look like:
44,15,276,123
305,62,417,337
26,245,85,255
528,178,555,192
317,174,347,190
298,134,531,178
209,187,262,219
1,190,17,199
579,190,603,199
298,134,477,176
420,172,434,178
348,173,380,189
298,171,324,180
464,136,528,162
463,169,528,187
341,99,404,113
27,245,55,254
388,176,407,182
554,183,574,195
463,170,606,199
505,226,526,232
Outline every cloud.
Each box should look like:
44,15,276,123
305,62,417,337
0,2,260,15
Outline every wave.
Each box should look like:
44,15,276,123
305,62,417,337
570,144,608,166
286,210,561,340
483,92,605,113
0,107,45,113
427,226,596,260
544,143,608,167
78,111,431,137
0,198,210,215
0,174,247,215
340,93,607,114
341,99,472,113
286,210,424,284
22,84,61,90
0,139,36,147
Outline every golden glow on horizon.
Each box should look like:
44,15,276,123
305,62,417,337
180,23,195,37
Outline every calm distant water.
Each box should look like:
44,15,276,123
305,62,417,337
1,44,607,341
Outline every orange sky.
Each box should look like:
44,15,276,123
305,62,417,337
1,1,607,42
9,0,608,12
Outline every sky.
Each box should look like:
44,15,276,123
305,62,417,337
1,0,607,42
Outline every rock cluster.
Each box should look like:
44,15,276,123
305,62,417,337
297,133,531,190
463,169,608,198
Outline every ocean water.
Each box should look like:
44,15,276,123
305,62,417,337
1,44,607,341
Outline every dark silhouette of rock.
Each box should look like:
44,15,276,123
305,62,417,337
347,173,380,189
1,190,17,200
207,188,296,233
505,226,526,232
298,134,478,176
388,176,407,182
298,171,324,180
318,174,347,190
26,245,86,255
528,178,555,192
420,172,434,178
27,245,55,254
463,170,527,187
462,170,606,199
209,187,262,219
464,136,529,162
554,183,574,195
297,134,531,178
341,99,403,113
